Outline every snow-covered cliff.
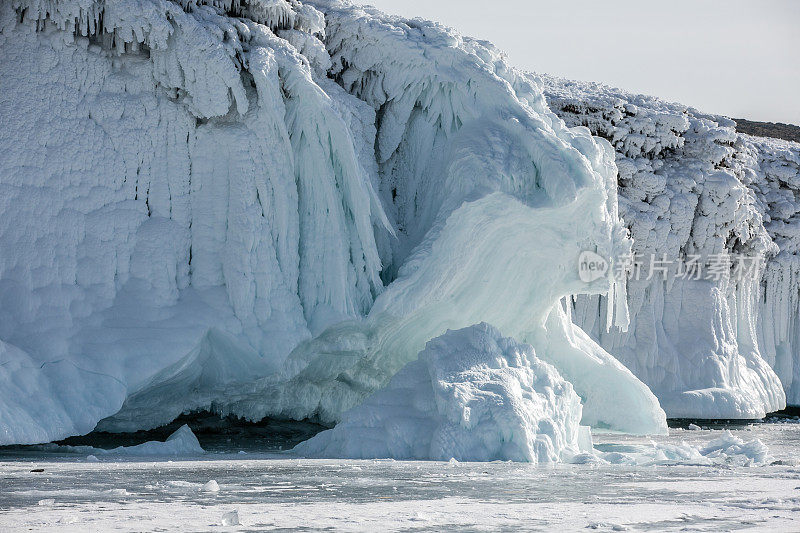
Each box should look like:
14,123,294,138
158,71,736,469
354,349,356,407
0,0,670,445
541,76,800,416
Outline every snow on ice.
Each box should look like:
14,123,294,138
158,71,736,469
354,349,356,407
3,421,799,532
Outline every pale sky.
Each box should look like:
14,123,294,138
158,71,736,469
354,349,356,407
360,0,800,125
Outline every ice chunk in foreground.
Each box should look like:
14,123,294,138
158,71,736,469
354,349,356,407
699,430,772,465
294,323,592,462
220,510,240,526
201,480,221,493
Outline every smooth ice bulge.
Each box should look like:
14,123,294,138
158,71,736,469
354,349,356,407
294,323,593,462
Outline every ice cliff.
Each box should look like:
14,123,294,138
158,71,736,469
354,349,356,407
0,0,668,445
542,76,800,417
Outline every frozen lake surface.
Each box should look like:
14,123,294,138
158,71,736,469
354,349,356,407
1,421,799,531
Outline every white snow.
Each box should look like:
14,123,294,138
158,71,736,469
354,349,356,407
295,323,592,462
0,0,668,444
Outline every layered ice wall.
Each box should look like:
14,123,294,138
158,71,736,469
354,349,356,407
542,76,800,416
0,0,667,444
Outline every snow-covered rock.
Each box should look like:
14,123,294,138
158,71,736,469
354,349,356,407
541,76,799,417
0,0,669,444
294,323,593,462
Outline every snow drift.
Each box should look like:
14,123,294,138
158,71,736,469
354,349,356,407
542,76,800,417
294,323,593,462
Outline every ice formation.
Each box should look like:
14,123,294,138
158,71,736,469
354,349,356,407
5,0,798,447
294,323,592,462
33,424,205,456
542,76,800,417
746,136,800,405
593,430,773,467
201,480,221,492
0,0,796,452
0,0,675,445
95,424,205,456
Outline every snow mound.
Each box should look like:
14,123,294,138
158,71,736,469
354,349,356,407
294,323,593,462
